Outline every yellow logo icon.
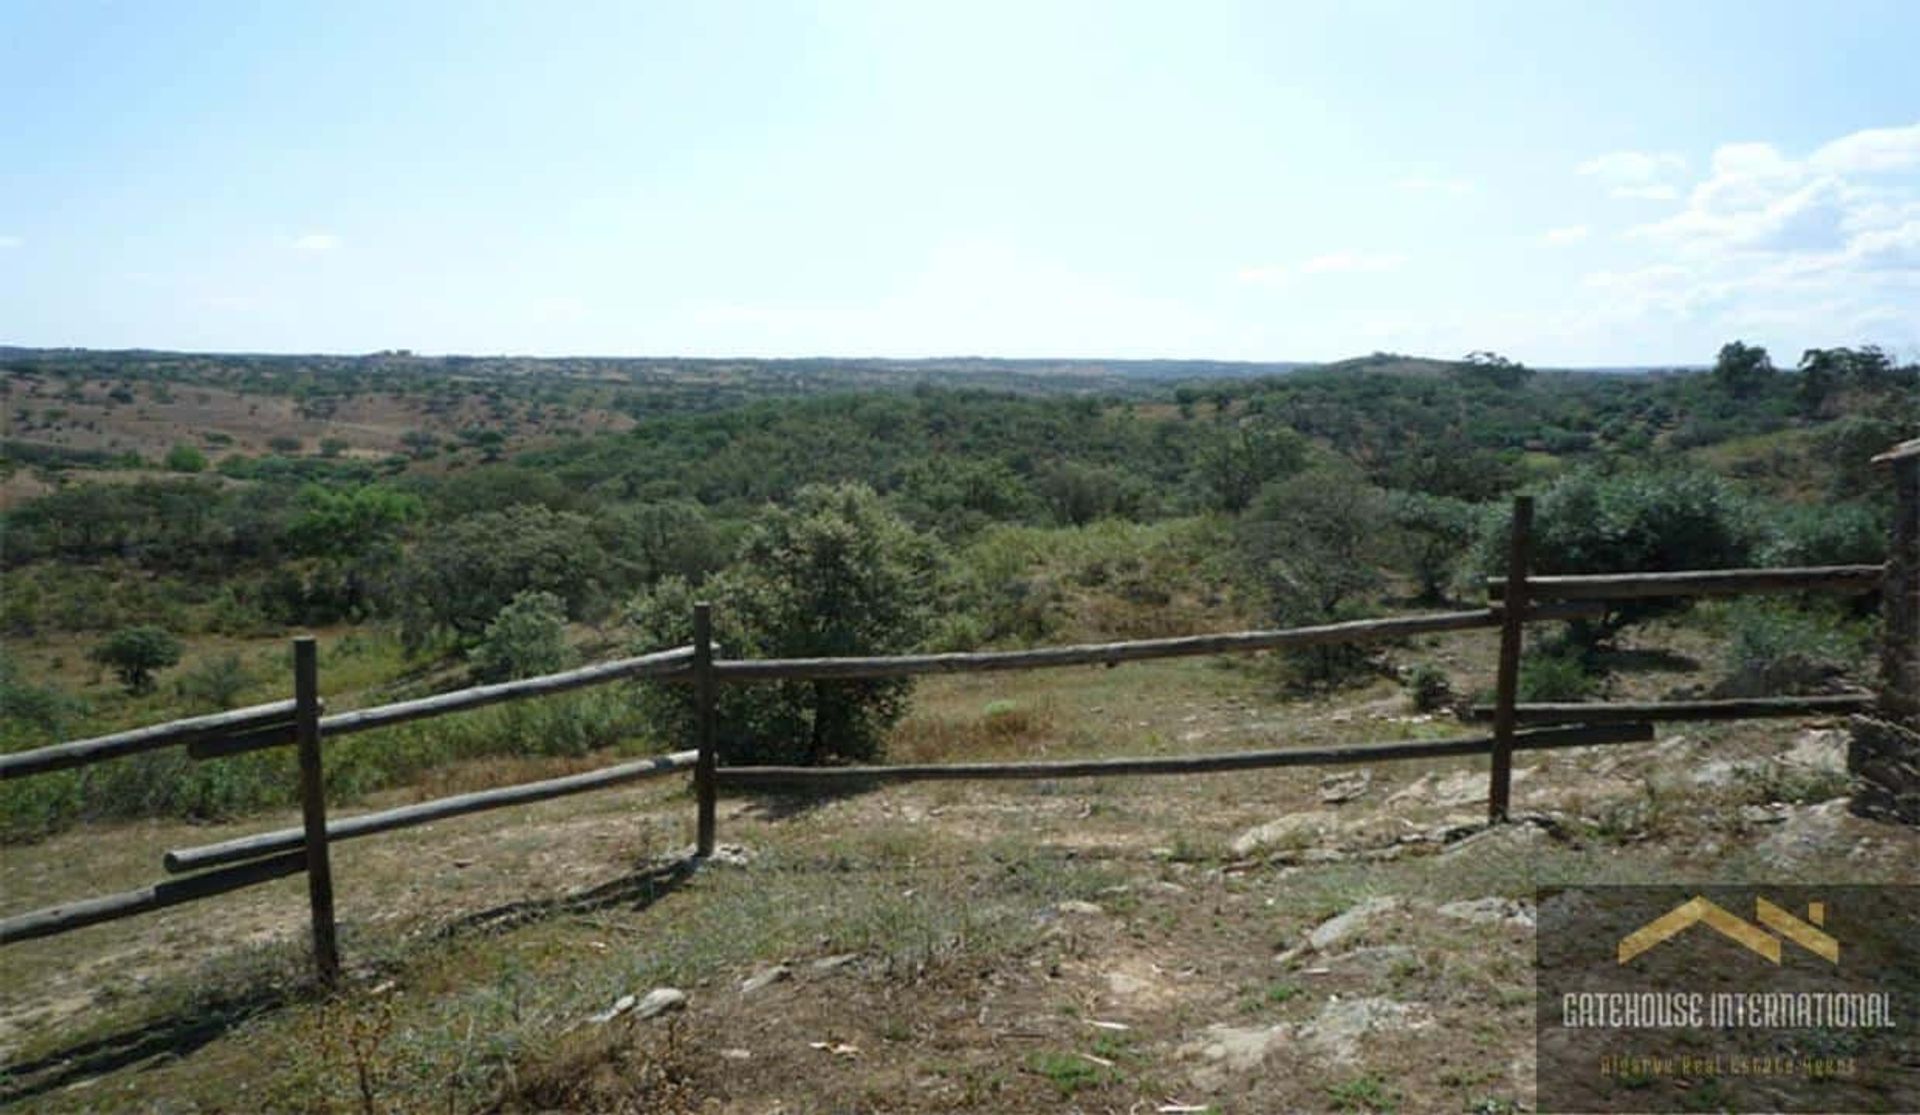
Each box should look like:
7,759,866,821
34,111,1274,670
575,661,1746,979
1618,897,1838,965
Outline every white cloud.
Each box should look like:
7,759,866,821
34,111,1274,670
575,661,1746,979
1569,123,1920,353
1577,150,1687,199
291,232,341,254
1810,123,1920,174
0,235,20,249
1396,175,1473,195
1848,220,1920,271
1543,225,1591,245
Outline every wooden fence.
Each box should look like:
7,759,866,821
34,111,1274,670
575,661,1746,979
0,477,1908,983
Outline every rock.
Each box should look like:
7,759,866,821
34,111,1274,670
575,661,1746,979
1302,896,1400,954
1740,803,1790,825
1298,996,1431,1065
588,994,637,1024
591,987,686,1024
704,843,754,867
1755,799,1857,866
1435,897,1535,929
811,953,860,972
1319,770,1373,804
1782,729,1848,774
1440,822,1544,858
739,965,791,995
720,1047,752,1061
1056,900,1106,917
634,988,688,1019
1688,759,1760,789
1231,810,1340,857
1387,767,1533,809
1183,1022,1290,1088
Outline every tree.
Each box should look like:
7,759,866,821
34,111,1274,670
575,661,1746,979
1389,491,1476,602
469,590,572,682
629,483,937,764
1195,419,1308,512
397,504,611,648
1237,468,1390,685
1459,351,1533,390
1474,466,1762,646
91,626,183,694
401,429,440,459
1712,341,1775,398
275,484,421,623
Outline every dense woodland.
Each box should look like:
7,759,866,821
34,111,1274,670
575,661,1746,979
1,342,1915,838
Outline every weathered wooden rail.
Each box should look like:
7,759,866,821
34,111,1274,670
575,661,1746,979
2,443,1912,986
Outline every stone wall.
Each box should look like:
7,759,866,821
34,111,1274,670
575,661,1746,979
1851,446,1920,823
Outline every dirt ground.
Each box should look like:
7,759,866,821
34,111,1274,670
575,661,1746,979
3,640,1916,1113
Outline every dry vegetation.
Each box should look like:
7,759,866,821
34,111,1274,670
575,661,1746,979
4,639,1914,1113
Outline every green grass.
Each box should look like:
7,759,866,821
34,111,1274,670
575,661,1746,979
1327,1073,1400,1112
1026,1050,1110,1097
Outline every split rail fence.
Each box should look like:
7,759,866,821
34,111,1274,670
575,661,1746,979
1,448,1911,985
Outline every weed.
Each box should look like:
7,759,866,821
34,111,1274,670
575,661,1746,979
1327,1073,1400,1112
1027,1049,1110,1097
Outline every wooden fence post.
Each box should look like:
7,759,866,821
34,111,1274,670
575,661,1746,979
293,636,340,986
1489,496,1534,823
694,603,718,857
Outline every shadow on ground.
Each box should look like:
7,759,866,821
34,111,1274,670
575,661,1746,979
0,853,706,1105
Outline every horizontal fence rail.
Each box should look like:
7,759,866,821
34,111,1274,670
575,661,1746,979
1465,694,1876,725
1485,563,1884,602
710,602,1605,682
713,722,1655,791
0,700,300,781
190,646,697,760
165,750,699,874
0,852,309,946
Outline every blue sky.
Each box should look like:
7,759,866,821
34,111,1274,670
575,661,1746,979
3,1,1916,365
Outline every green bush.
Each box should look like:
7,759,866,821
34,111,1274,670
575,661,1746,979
1471,466,1762,646
1715,601,1868,697
1404,663,1453,712
1761,502,1886,567
629,483,936,765
1239,468,1389,687
163,442,207,473
90,625,184,694
469,590,573,683
175,653,257,711
1518,647,1598,702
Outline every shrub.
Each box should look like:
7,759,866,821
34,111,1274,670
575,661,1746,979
1518,647,1598,702
1761,502,1886,567
90,625,183,694
0,649,80,741
469,590,573,683
396,504,610,648
1388,491,1475,603
1404,663,1453,712
163,442,207,472
1714,601,1868,697
629,483,936,765
1470,466,1762,646
175,653,256,711
1239,468,1389,687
